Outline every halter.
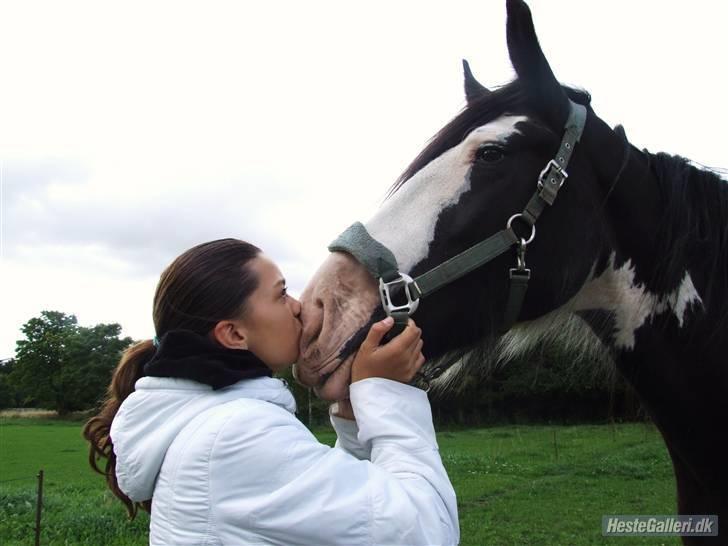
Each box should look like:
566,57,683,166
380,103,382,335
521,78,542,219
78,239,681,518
329,100,588,346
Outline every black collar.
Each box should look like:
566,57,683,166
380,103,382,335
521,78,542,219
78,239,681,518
144,329,272,390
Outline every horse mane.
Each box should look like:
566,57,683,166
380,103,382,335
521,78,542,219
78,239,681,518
647,152,728,316
388,80,592,199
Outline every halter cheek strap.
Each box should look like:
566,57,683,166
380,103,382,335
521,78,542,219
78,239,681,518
501,100,587,327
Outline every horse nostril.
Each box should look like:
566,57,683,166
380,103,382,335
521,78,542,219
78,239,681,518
315,297,324,309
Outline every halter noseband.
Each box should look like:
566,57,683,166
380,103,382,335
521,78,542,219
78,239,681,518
329,100,588,342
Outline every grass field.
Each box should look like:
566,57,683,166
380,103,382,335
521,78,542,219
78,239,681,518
0,418,680,545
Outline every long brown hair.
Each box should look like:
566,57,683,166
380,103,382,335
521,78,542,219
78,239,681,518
82,238,261,518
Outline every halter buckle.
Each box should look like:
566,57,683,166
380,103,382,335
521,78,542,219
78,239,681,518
537,159,569,205
379,273,420,316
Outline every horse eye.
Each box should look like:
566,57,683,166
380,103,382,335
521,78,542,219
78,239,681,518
476,146,505,163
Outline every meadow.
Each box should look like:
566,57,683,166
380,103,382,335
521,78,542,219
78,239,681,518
0,418,679,545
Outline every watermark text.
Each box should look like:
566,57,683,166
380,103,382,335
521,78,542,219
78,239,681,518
602,515,718,537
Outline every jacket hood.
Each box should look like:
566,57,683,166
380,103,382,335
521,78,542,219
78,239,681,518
110,375,296,502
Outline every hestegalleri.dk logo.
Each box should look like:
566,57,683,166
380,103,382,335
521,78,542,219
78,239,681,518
602,515,718,537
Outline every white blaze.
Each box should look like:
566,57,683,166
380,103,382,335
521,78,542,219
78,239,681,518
366,115,528,273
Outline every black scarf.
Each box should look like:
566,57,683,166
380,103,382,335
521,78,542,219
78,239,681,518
144,329,272,390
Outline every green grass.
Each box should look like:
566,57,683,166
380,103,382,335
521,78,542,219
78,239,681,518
0,418,150,545
437,425,679,545
0,418,680,545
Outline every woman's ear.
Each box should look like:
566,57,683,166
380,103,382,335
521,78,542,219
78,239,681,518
212,319,248,350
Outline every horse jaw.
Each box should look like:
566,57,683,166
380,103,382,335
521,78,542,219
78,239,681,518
294,252,380,400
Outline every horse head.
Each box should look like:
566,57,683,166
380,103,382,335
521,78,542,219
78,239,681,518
294,0,634,400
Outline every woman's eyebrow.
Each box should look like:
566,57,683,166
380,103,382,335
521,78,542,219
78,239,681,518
274,278,286,288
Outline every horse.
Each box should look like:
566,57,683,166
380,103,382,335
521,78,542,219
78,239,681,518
293,0,728,540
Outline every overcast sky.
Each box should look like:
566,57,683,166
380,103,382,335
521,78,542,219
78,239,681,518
1,1,726,358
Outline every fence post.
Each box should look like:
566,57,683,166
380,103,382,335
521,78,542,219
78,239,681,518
35,469,43,546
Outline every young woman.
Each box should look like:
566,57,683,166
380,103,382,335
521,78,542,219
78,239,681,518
83,238,459,545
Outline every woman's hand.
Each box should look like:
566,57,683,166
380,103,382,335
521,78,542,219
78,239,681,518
351,317,425,385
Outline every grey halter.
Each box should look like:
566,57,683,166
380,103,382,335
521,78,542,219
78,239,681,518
330,100,588,343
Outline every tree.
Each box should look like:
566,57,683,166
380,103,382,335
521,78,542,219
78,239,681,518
64,322,134,411
11,311,132,414
0,358,22,409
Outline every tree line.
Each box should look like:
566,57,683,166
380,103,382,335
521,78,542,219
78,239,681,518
1,310,642,424
0,311,132,414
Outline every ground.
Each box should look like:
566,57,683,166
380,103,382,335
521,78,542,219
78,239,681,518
0,418,679,545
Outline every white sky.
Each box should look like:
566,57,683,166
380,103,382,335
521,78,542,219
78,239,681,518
1,0,726,358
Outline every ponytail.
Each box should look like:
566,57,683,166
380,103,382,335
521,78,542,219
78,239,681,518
82,339,155,518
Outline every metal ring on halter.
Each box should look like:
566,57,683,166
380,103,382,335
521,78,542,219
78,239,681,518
507,213,536,245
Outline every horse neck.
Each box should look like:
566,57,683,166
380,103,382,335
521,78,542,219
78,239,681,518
575,113,728,513
576,131,727,360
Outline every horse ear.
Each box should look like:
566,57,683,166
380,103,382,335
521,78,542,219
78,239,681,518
462,59,491,104
506,0,568,125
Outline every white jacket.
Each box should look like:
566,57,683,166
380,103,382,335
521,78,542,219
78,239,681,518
110,375,459,545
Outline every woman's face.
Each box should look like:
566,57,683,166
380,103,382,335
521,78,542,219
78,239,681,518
240,255,302,372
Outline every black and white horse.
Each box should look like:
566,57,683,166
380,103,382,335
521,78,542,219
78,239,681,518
294,0,727,536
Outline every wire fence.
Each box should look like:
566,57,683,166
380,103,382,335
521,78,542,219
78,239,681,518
0,469,44,546
0,474,38,484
